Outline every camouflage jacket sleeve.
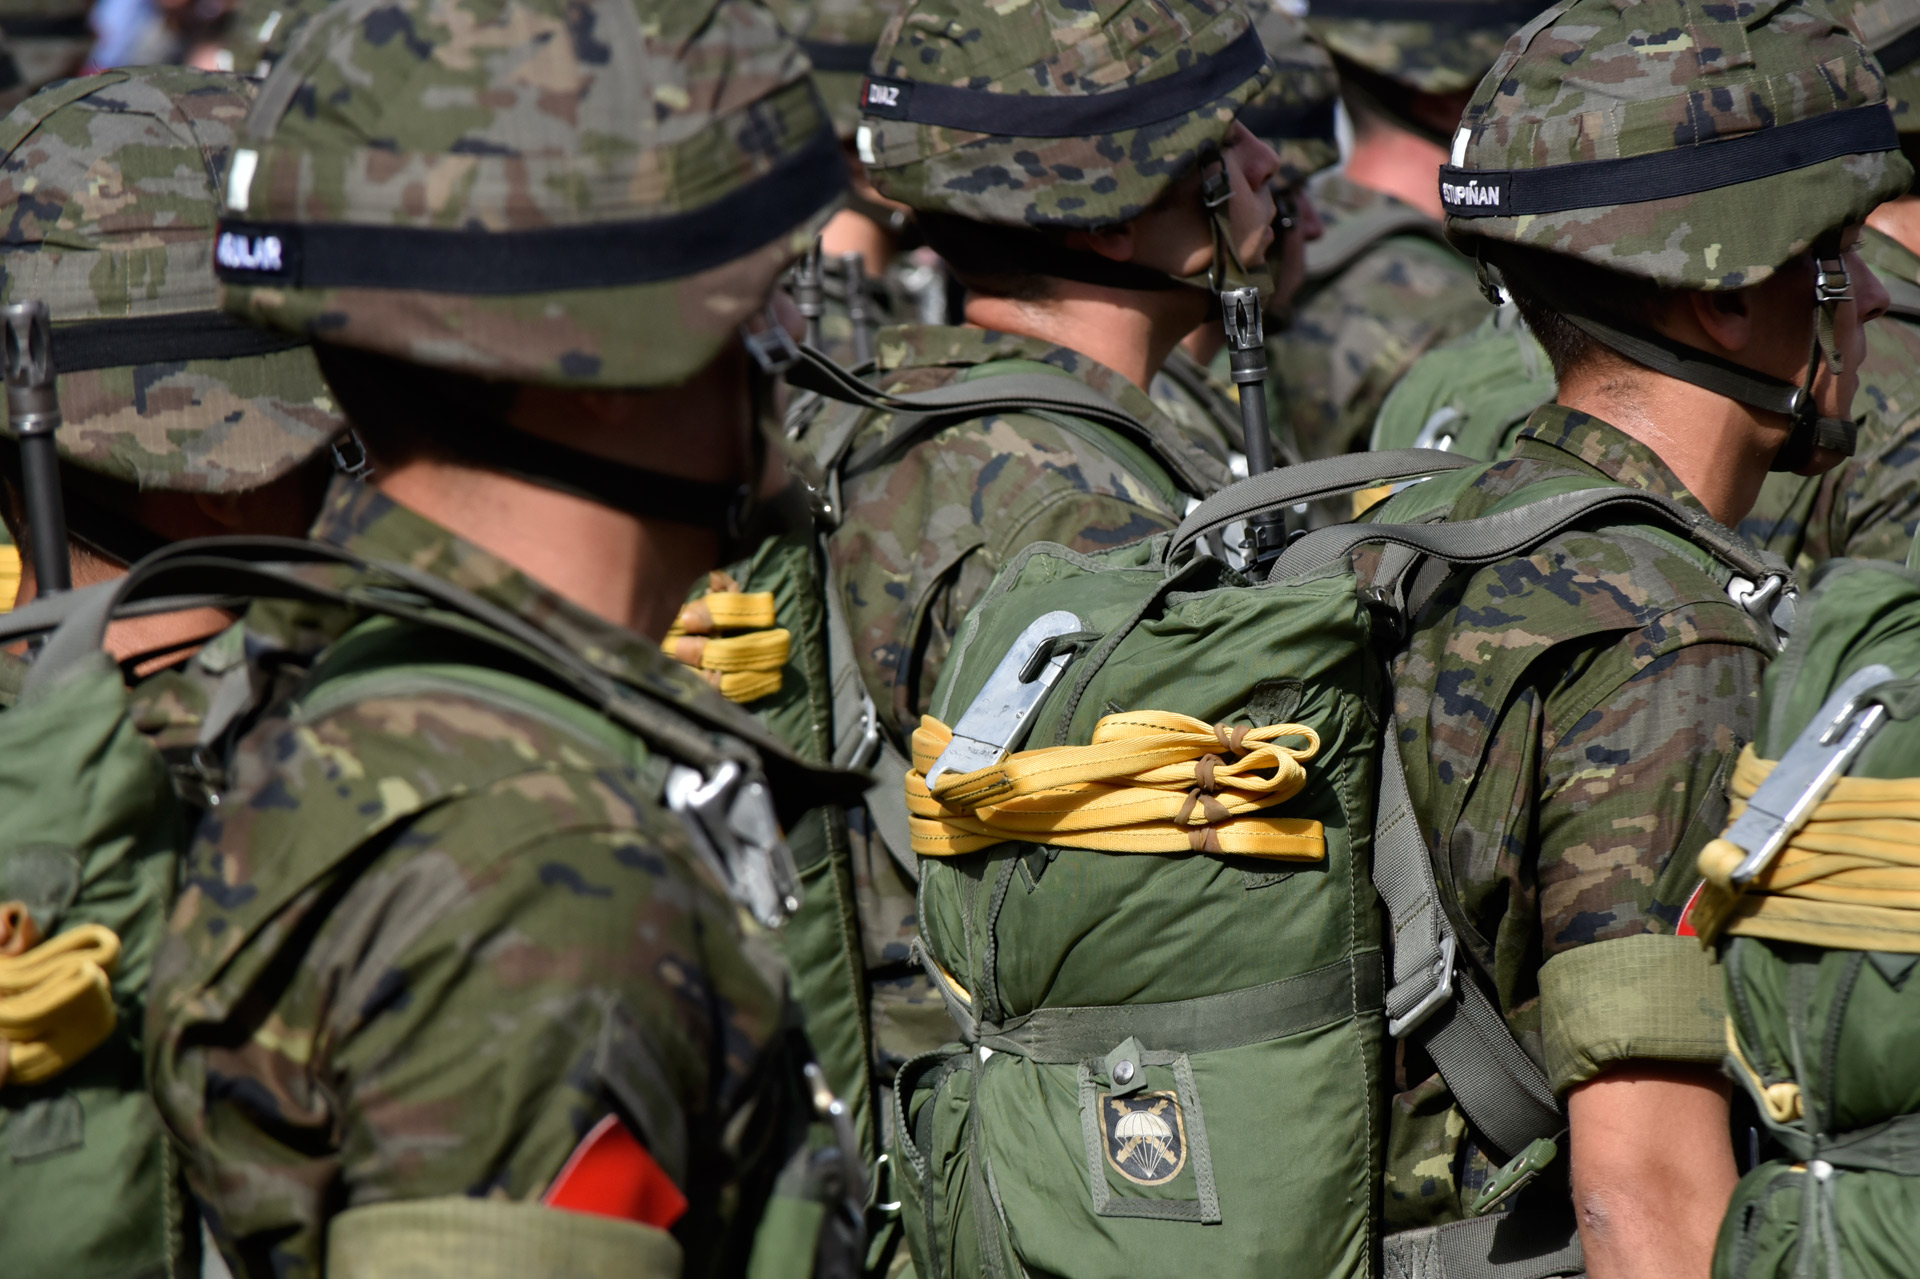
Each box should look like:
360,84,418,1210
831,411,1180,741
146,691,803,1279
1809,419,1920,566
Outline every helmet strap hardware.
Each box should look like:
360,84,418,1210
741,303,801,376
1198,143,1232,211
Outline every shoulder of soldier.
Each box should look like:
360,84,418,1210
1855,309,1920,459
1371,305,1555,455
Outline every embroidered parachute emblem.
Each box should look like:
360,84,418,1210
1103,1091,1188,1186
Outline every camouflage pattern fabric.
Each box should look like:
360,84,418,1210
1244,2,1341,187
1308,0,1520,93
1150,344,1247,471
219,0,844,389
766,0,897,139
1273,171,1490,466
145,482,821,1279
820,323,1225,743
1445,0,1910,291
1376,406,1779,1229
215,0,333,77
1371,227,1920,572
0,67,342,491
0,0,92,116
859,0,1268,228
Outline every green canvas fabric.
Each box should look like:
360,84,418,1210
898,532,1388,1278
1710,558,1920,1278
0,67,343,492
219,0,845,388
858,0,1269,228
1445,0,1910,291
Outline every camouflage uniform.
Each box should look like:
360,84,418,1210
1274,0,1515,469
144,3,857,1277
1376,0,1909,1264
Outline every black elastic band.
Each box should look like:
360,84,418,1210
1877,23,1920,76
451,415,747,533
49,310,307,373
1308,0,1547,26
800,39,876,74
0,14,91,39
1443,104,1899,218
859,26,1264,138
215,126,847,294
1237,95,1337,145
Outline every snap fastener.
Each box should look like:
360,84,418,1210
1112,1059,1136,1085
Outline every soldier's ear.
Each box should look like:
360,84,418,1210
1684,284,1754,357
1068,223,1139,264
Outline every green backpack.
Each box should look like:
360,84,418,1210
890,452,1794,1279
1692,546,1920,1279
0,537,864,1279
680,348,1218,1193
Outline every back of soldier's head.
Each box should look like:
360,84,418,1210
219,0,844,400
1240,3,1341,189
1308,0,1532,139
0,66,346,564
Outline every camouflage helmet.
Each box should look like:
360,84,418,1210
1241,3,1340,187
1442,0,1909,292
1308,0,1536,95
767,0,898,140
856,0,1271,229
1836,0,1920,133
0,0,93,116
216,0,846,389
0,67,343,493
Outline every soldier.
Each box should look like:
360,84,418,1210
1368,0,1906,1274
1152,1,1341,473
0,65,348,1279
782,0,1269,1192
1372,0,1920,576
0,0,92,114
141,1,863,1276
1278,0,1513,471
767,0,934,368
0,66,345,671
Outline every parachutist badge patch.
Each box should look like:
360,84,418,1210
1101,1090,1187,1186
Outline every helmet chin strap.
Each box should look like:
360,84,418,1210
1181,142,1275,304
1490,251,1857,472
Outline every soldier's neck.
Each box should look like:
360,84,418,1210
964,286,1209,390
1556,369,1782,527
1343,125,1449,221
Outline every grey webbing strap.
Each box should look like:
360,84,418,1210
13,536,748,774
1377,723,1563,1160
786,345,1214,492
821,534,919,882
1382,1207,1584,1279
1168,448,1471,560
1272,485,1773,585
973,953,1383,1063
1306,202,1449,282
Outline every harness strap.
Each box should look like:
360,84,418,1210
1169,447,1471,559
1381,1207,1584,1279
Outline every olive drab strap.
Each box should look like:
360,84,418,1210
1303,196,1452,283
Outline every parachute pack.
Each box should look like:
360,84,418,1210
0,537,861,1279
890,450,1792,1277
1691,542,1920,1279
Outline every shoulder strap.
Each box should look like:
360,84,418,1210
1304,198,1450,282
1280,486,1785,1161
785,345,1220,496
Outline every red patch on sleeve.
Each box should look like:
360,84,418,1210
1676,879,1707,938
542,1113,688,1230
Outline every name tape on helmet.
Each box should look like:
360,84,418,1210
856,26,1266,139
216,230,288,276
1441,104,1899,220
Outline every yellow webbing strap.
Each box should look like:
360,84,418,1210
0,923,119,1087
1695,744,1920,952
663,571,787,704
906,710,1327,859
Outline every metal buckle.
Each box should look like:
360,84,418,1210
1387,932,1456,1039
330,429,373,480
1721,662,1898,887
665,758,803,927
924,610,1085,790
1198,144,1232,211
1814,255,1851,307
741,303,802,375
1727,573,1793,651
